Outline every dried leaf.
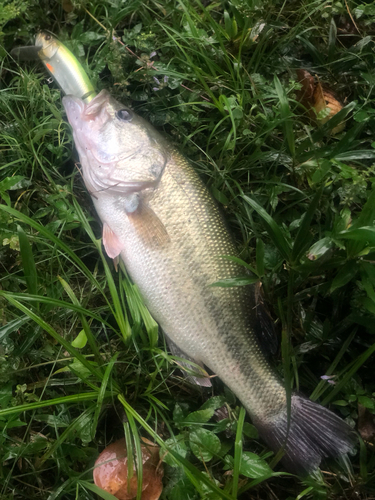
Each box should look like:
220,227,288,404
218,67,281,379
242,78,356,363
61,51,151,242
62,0,74,12
296,69,315,109
296,70,345,135
313,81,345,134
358,404,375,444
93,438,163,500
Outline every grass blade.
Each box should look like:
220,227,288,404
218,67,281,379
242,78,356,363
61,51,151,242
0,204,102,293
17,224,38,297
128,413,143,500
97,244,132,343
274,75,295,157
123,422,135,497
79,481,119,500
91,353,119,440
232,407,246,499
310,329,356,402
242,194,291,261
291,186,323,264
0,392,103,418
40,407,96,465
58,275,103,364
0,292,114,327
0,291,104,380
256,238,265,277
322,340,375,405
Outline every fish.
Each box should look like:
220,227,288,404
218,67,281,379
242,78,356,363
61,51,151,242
11,32,96,103
63,89,357,475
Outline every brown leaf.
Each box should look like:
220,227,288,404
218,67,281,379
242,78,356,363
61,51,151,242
93,438,163,500
313,81,345,134
296,69,315,109
61,0,74,13
296,70,345,135
358,404,375,445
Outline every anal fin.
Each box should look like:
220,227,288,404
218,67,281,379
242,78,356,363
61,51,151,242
165,334,212,388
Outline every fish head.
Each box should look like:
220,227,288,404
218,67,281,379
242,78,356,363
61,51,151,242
35,32,59,61
63,90,169,194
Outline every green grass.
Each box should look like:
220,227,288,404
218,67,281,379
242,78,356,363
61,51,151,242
1,0,375,498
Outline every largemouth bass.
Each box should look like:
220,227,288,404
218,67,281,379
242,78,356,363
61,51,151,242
63,90,356,474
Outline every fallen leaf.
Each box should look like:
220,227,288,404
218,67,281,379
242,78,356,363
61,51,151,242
296,69,315,109
358,404,375,445
93,438,163,500
62,0,74,12
296,70,345,135
313,80,345,134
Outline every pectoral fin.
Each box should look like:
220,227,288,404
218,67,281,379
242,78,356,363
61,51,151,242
127,200,170,248
165,334,212,388
103,222,123,259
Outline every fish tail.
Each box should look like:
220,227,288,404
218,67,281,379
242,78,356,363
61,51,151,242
254,394,357,474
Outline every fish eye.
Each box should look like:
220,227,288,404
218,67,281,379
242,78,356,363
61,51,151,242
116,109,133,122
44,34,52,41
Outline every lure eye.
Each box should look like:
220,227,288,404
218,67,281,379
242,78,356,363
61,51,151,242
116,109,133,122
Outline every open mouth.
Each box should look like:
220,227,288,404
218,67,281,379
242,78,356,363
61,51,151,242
63,89,112,125
83,90,111,119
62,95,85,125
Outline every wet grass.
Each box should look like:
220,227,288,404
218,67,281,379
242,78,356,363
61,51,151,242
1,0,375,498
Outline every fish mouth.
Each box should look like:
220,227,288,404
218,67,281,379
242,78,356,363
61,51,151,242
63,90,116,164
62,95,86,128
84,90,111,118
63,90,111,127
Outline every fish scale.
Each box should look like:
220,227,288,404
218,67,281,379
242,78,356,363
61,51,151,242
63,89,357,474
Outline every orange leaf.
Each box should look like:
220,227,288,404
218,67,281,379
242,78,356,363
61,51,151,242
296,70,345,135
358,404,375,445
296,69,315,108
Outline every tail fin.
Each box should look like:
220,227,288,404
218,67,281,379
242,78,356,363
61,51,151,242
254,395,357,475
